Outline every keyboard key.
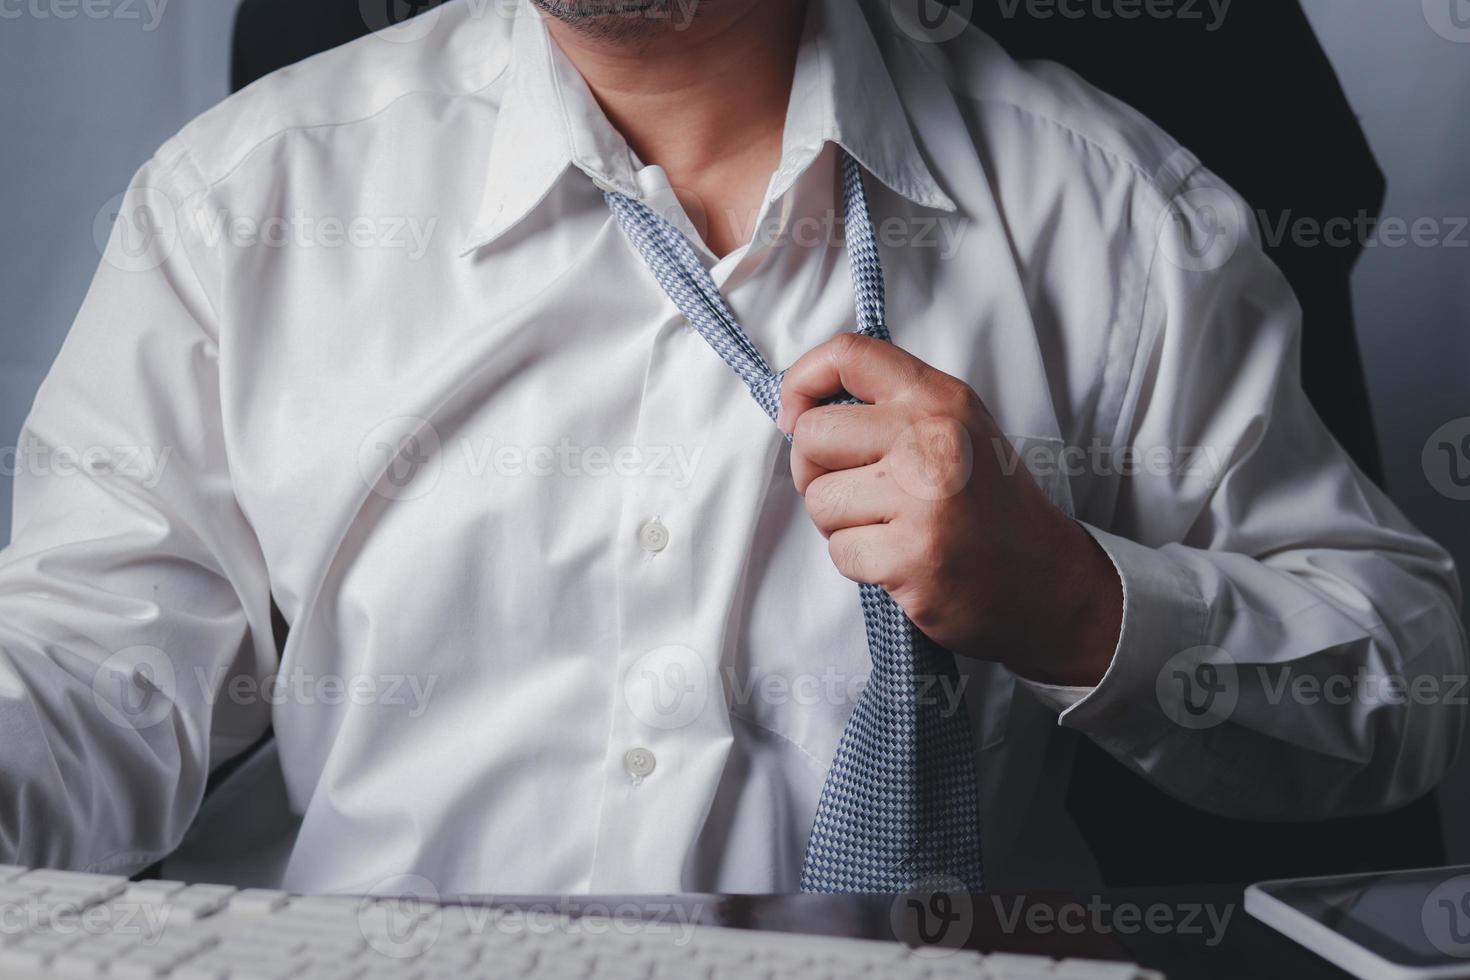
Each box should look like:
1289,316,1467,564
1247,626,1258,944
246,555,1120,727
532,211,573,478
170,953,239,980
1053,960,1160,979
109,943,196,978
168,885,238,920
124,880,189,900
0,945,53,970
18,870,128,892
172,966,231,980
985,952,1060,977
50,944,124,977
232,961,315,980
232,888,291,914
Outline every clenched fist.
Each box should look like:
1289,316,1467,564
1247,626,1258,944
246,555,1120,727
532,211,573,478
777,333,1122,687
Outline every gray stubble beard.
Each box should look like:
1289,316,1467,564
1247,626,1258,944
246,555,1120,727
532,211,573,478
530,0,705,40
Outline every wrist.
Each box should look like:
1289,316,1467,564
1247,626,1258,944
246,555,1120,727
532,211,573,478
1022,519,1123,687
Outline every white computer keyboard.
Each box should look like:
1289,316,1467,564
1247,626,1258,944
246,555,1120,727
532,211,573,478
0,866,1163,979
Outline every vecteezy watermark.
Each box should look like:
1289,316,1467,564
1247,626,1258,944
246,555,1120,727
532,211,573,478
991,0,1230,30
94,191,441,270
192,208,440,262
1155,646,1239,730
889,0,1231,43
1424,417,1470,501
191,666,439,717
0,895,171,942
358,416,445,502
888,0,976,43
741,209,971,261
357,874,445,959
359,0,445,42
487,898,703,946
1155,646,1470,730
991,896,1236,947
1423,0,1470,43
992,436,1234,488
354,876,706,961
0,437,172,490
1423,874,1470,959
1256,669,1470,710
622,644,969,732
890,417,975,501
622,645,713,731
91,646,179,732
458,438,704,488
1254,210,1470,251
890,877,976,957
89,649,440,730
0,0,170,30
357,416,708,502
1156,184,1252,273
94,186,179,274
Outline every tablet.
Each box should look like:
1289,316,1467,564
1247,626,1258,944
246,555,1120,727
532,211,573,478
1247,865,1470,979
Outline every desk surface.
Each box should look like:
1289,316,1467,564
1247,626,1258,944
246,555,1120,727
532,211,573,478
452,886,1351,980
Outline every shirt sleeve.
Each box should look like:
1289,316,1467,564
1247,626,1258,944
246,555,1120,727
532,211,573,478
0,142,277,873
1053,164,1467,821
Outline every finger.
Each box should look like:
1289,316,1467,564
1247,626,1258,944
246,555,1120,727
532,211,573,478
790,403,908,493
777,333,929,433
803,464,905,537
826,524,901,587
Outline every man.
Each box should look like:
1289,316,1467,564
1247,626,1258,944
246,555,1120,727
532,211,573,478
0,0,1462,894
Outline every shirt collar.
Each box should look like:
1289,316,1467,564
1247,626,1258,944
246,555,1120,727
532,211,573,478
459,0,955,257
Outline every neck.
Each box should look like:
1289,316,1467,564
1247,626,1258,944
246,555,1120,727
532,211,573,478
545,0,810,256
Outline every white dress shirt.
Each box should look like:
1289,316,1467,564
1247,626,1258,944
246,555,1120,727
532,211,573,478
1,0,1464,895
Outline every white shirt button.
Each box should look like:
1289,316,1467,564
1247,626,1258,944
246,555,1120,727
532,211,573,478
623,747,657,779
638,520,670,554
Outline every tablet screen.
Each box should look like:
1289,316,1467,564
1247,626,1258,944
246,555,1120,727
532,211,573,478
1264,866,1470,968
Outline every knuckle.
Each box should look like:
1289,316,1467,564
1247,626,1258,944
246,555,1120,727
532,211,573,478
833,331,868,362
829,535,857,574
912,522,951,572
938,378,982,417
902,588,940,629
793,407,823,446
804,476,836,522
893,416,975,499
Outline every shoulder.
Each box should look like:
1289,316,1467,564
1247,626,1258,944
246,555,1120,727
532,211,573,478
159,1,514,191
868,3,1207,206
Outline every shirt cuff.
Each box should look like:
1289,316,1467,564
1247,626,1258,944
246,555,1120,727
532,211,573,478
1050,523,1211,734
1014,676,1095,713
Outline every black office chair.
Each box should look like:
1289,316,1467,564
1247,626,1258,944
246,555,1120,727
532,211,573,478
221,0,1444,887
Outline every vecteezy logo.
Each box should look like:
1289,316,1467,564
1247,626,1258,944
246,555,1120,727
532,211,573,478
888,0,974,44
1178,663,1227,717
890,876,974,957
91,645,178,731
94,186,180,274
359,0,445,42
892,417,975,501
358,874,444,959
1424,0,1470,42
1422,875,1470,958
357,416,443,501
1155,646,1238,730
1423,417,1470,501
622,645,709,731
911,892,960,943
1156,185,1249,273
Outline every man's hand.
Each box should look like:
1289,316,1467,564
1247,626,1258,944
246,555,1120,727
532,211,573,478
776,333,1122,687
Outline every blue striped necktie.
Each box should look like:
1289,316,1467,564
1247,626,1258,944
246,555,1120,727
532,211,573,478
604,152,982,893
